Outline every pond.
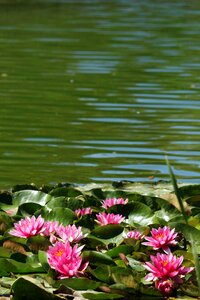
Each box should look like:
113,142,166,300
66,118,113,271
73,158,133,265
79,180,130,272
0,0,200,188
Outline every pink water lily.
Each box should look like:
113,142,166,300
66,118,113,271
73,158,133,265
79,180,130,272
155,279,175,296
75,207,92,218
144,252,194,285
142,226,178,253
95,212,125,226
42,221,61,243
102,197,128,209
57,224,86,243
126,229,143,240
9,215,46,238
47,241,88,278
42,221,60,236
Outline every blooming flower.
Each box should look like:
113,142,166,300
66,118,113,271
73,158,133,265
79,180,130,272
9,215,46,238
142,226,178,253
95,212,125,226
102,197,128,209
42,221,61,243
57,224,86,243
42,221,60,236
155,279,175,296
126,229,143,240
47,241,88,278
144,252,194,293
75,207,92,218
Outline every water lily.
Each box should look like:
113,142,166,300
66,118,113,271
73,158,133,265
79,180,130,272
75,207,92,218
57,224,86,243
9,215,46,238
155,279,175,296
102,197,128,209
126,229,143,240
42,221,61,243
43,221,60,236
144,252,194,295
142,226,178,253
95,212,125,226
47,241,88,278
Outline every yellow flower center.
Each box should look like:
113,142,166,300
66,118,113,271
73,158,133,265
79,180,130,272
156,233,164,239
162,260,168,266
55,249,64,257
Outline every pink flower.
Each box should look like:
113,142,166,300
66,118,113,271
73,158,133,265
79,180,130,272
144,252,194,284
102,197,128,209
42,221,61,243
95,212,125,226
42,221,60,236
57,224,86,243
9,215,46,238
142,226,178,253
75,207,92,218
155,279,175,296
126,230,143,240
47,241,88,278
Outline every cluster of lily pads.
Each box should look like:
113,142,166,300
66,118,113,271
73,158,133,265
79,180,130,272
0,181,200,300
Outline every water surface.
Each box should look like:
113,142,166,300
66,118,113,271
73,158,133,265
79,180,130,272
0,0,200,188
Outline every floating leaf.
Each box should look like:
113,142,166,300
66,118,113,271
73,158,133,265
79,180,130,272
49,187,82,198
126,202,156,226
0,257,44,276
56,278,101,291
11,277,62,300
43,207,75,226
82,251,115,266
91,225,124,240
89,265,113,284
106,245,134,258
38,251,49,272
81,291,123,300
126,257,146,272
111,267,140,290
13,190,53,207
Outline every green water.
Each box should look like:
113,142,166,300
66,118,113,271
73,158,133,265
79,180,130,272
0,0,200,188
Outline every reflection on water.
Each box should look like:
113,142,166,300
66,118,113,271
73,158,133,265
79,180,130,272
0,0,200,188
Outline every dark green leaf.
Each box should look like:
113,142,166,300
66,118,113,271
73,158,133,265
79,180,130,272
57,277,100,290
82,291,123,300
83,251,115,266
49,187,82,198
11,277,62,300
43,207,75,226
38,250,50,272
106,245,134,258
91,225,124,240
0,257,44,276
89,265,113,284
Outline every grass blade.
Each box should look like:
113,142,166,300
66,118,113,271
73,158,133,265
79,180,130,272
165,156,188,224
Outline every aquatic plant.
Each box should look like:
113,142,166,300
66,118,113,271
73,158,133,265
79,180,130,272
75,207,92,218
142,226,178,254
1,181,199,299
144,252,194,295
95,212,125,226
101,197,128,209
9,215,46,238
57,224,86,243
126,229,143,240
47,241,88,278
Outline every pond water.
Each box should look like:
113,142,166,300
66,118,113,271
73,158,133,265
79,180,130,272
0,0,200,188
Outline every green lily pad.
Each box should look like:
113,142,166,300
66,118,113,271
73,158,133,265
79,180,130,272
91,225,124,240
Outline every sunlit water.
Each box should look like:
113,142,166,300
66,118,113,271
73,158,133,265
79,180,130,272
0,0,200,188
